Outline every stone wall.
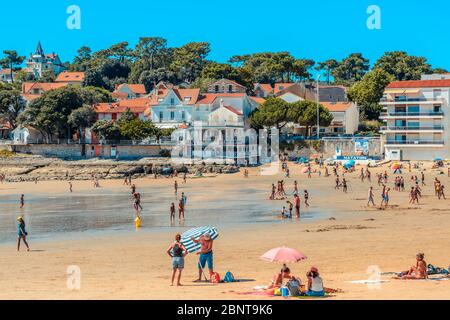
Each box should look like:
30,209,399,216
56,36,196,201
11,144,174,160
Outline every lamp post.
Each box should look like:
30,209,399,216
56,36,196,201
316,74,321,140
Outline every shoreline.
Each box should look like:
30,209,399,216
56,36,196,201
1,161,450,299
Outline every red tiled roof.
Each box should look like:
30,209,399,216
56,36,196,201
197,93,246,104
115,84,147,94
95,98,151,114
55,72,85,82
321,102,352,112
387,80,450,88
173,88,200,105
249,96,266,104
0,69,12,75
111,91,129,100
22,82,69,94
222,104,243,116
273,83,295,94
254,83,273,93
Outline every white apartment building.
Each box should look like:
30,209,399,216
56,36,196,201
380,76,450,160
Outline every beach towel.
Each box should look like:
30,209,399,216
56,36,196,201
349,279,390,284
427,264,450,275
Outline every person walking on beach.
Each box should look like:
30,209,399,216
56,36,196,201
294,193,301,218
123,176,129,186
335,176,340,190
293,181,298,196
170,203,176,223
181,192,187,207
381,187,390,208
304,190,310,207
17,216,30,252
269,183,276,200
178,198,185,220
360,168,365,182
133,192,143,211
183,172,187,184
342,178,348,193
286,201,293,218
421,171,426,186
20,194,25,209
167,233,187,286
367,186,375,207
131,184,136,195
409,187,419,204
174,181,178,196
69,181,73,193
192,233,214,282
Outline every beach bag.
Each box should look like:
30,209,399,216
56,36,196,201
223,271,235,283
210,272,221,284
286,279,301,296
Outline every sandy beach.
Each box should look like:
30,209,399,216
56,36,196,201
1,162,450,300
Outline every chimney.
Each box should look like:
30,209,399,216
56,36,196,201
220,99,224,108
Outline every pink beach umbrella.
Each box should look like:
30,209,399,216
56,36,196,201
301,167,309,174
261,247,307,263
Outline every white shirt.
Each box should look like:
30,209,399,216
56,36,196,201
310,276,324,292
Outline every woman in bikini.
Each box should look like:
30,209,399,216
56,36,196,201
397,253,428,280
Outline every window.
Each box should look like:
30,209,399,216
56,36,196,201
170,98,175,105
181,111,186,120
434,105,442,113
170,111,175,120
433,89,442,99
159,111,163,122
215,85,219,93
228,84,233,93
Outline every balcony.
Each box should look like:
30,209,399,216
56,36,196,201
380,97,443,105
385,140,444,146
380,125,444,132
379,111,444,119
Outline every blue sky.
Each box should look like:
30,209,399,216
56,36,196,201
1,0,449,69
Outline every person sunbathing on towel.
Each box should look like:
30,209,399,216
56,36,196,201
267,264,296,289
397,253,428,279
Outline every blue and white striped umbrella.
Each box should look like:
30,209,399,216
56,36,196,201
181,226,219,253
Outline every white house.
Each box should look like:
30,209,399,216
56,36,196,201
320,102,360,135
0,69,15,83
11,126,43,144
149,88,200,128
26,42,65,79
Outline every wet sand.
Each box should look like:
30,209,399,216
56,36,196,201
1,162,450,299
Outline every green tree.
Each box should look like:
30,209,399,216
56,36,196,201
0,86,25,129
288,100,333,137
200,62,233,79
332,53,370,85
249,97,291,130
91,120,121,141
39,69,56,82
374,51,432,81
68,105,97,142
0,50,25,84
18,86,84,141
70,46,92,71
117,109,157,140
170,42,211,83
293,58,315,81
316,59,339,84
347,68,394,120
